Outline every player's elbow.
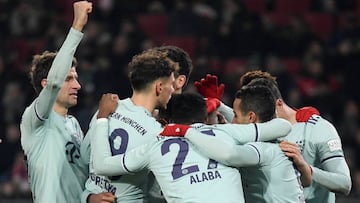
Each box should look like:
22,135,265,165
339,176,352,195
331,175,352,195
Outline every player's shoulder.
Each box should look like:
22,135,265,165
66,114,80,123
307,115,334,128
307,115,340,140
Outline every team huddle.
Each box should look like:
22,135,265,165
19,1,352,203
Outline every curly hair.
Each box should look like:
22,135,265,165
240,70,278,86
128,49,177,91
239,70,282,99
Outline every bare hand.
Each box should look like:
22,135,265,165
97,93,119,119
87,192,116,203
279,141,312,186
279,141,306,167
72,1,93,31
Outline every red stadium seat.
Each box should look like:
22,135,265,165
304,13,333,40
137,14,168,39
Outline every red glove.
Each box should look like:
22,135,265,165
206,98,221,114
160,124,191,137
296,106,320,122
194,74,225,99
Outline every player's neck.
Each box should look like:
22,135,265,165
280,103,297,125
53,102,69,117
131,92,156,113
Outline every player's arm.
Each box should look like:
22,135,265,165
185,118,291,152
91,118,150,176
200,141,263,167
207,142,263,167
91,94,149,176
31,1,92,128
225,118,292,143
311,121,351,194
183,118,291,166
311,159,351,194
185,129,262,167
217,102,234,123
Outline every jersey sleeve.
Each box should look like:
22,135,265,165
185,129,263,167
310,119,352,194
218,143,264,167
220,118,291,143
27,28,83,130
217,102,234,122
91,118,150,176
311,158,351,195
312,120,345,162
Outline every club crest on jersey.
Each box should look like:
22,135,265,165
65,141,80,164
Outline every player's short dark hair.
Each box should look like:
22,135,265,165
153,46,193,87
235,85,276,122
239,70,282,99
29,51,78,95
247,78,282,100
166,93,207,124
128,49,177,91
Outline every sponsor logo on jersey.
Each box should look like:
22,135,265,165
327,139,342,151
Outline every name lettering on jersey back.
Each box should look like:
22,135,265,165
111,112,147,136
90,173,117,194
190,170,222,184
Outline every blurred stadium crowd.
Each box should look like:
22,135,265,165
1,0,360,202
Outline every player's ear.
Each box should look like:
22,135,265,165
174,75,186,90
249,111,257,123
276,99,283,108
155,80,162,96
41,79,47,89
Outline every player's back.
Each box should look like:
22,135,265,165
21,102,88,202
286,115,345,203
147,124,244,203
239,142,305,203
86,98,162,202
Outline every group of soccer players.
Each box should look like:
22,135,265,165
19,1,352,203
